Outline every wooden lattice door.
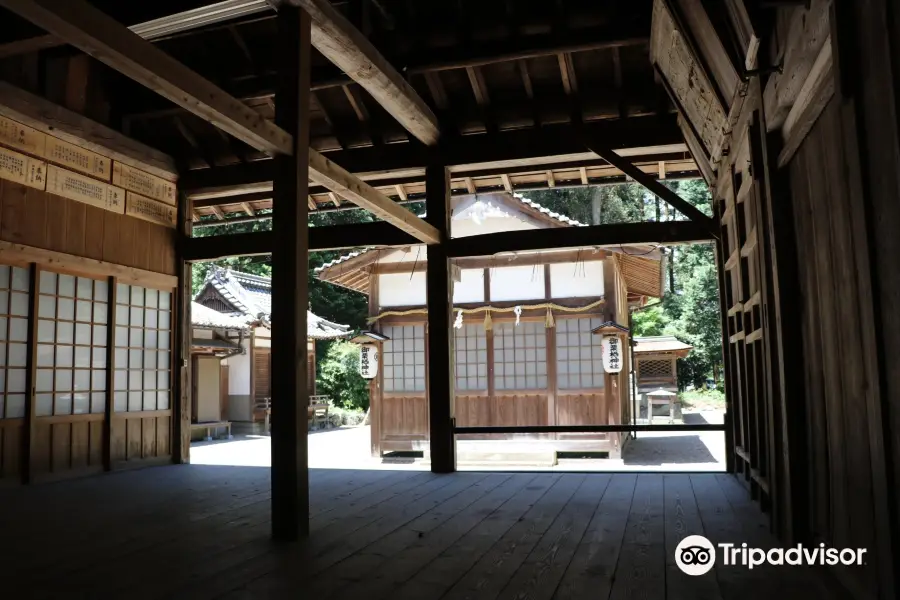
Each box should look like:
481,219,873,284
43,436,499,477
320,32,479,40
716,105,781,515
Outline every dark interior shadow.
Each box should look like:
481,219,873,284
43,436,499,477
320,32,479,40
682,412,712,425
622,434,721,466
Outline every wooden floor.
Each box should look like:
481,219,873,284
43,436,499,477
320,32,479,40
0,465,847,599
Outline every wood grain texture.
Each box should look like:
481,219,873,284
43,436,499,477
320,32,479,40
0,0,290,156
0,182,177,282
0,469,846,598
0,81,177,181
650,0,727,163
290,0,440,146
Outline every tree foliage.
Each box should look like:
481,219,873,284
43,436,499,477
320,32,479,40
316,340,370,411
626,180,722,389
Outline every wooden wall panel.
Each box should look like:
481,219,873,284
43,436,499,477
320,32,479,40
381,396,428,438
110,414,171,464
557,393,606,426
454,395,491,427
29,416,106,478
0,181,176,275
0,422,23,481
788,97,880,597
495,394,548,427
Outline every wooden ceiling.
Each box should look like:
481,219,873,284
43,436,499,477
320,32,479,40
0,0,700,221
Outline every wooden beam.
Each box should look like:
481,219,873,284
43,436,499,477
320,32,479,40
763,0,830,131
557,53,578,95
308,195,317,210
327,191,341,207
582,135,714,227
308,150,440,244
777,36,834,168
240,202,256,216
270,4,310,542
466,66,490,106
0,0,291,156
288,0,440,146
424,72,449,110
180,115,688,193
0,0,274,59
0,81,177,181
446,220,714,257
0,241,178,288
182,222,421,261
425,162,455,473
500,173,513,193
394,184,407,201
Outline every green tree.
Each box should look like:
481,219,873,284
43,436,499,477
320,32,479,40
631,303,669,336
317,340,370,410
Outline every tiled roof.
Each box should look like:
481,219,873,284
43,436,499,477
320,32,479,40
315,194,584,275
196,267,350,339
313,248,374,274
200,267,271,318
511,193,588,227
634,336,693,355
191,301,252,330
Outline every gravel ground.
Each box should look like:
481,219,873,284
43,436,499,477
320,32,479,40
191,410,726,472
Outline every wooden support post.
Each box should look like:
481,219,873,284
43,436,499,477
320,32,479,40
104,275,116,470
714,226,736,474
425,163,455,473
173,193,192,464
270,5,311,542
21,264,38,484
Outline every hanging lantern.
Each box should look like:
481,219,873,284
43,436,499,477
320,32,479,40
359,344,379,379
601,335,624,373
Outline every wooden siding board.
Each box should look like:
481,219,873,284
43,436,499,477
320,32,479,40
89,420,103,466
82,204,105,261
51,422,71,473
0,175,27,243
70,421,89,470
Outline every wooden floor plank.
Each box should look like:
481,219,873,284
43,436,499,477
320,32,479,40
0,466,846,600
394,474,563,600
497,474,612,600
608,474,666,600
690,474,764,600
319,473,528,599
183,473,487,600
553,473,638,600
713,474,844,600
664,474,723,600
441,474,587,600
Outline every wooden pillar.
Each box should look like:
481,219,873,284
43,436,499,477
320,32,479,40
714,227,736,474
173,193,192,464
21,264,38,483
425,162,455,473
103,275,116,470
271,5,312,542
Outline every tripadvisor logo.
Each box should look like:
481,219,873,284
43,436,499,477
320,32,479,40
675,535,867,576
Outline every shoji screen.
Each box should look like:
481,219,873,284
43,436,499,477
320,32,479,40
493,321,548,391
34,272,108,417
113,284,172,413
381,324,426,392
0,264,30,419
555,317,605,390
